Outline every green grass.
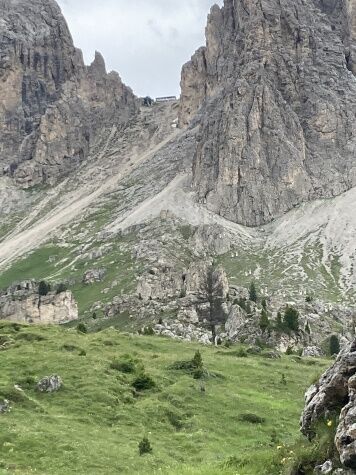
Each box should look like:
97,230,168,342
0,322,330,475
0,236,137,318
0,245,70,290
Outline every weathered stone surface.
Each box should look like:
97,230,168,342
303,346,324,358
0,399,10,414
314,460,333,474
0,282,78,324
180,0,356,226
301,341,356,471
0,0,138,188
37,375,62,393
83,269,106,285
301,343,356,437
336,374,356,469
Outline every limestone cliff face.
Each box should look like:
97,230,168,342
180,0,356,226
0,0,138,188
0,281,78,324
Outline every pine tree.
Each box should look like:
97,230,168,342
283,306,300,332
38,281,51,296
192,350,203,369
329,335,340,356
259,308,270,332
249,281,258,303
276,311,283,329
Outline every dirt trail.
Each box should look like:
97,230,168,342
0,127,181,269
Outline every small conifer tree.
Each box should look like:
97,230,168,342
276,311,283,329
249,281,258,303
139,437,152,456
283,306,300,332
329,335,340,356
192,350,203,369
259,308,270,332
38,281,51,296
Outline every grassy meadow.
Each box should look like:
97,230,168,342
0,322,330,475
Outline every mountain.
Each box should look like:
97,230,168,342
0,0,137,188
180,0,356,226
0,0,355,352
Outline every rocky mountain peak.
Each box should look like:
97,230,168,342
88,51,107,78
0,0,138,188
180,0,356,227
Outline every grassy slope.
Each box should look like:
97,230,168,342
218,239,346,304
0,322,329,475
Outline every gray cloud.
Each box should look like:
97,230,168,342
57,0,223,98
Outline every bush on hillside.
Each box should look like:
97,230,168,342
329,335,340,356
142,326,155,336
77,323,87,334
283,306,300,332
132,374,156,392
238,413,266,424
56,283,67,294
138,437,152,456
38,281,51,296
110,357,136,374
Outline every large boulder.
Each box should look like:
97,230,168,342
37,375,62,393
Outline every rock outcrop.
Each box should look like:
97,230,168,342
180,0,356,226
0,0,137,188
0,399,10,414
0,281,78,324
301,340,356,471
37,375,62,393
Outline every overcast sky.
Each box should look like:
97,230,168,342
57,0,223,98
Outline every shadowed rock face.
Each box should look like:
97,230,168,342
180,0,356,227
301,341,356,470
0,0,138,188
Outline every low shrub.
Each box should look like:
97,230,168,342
193,368,204,380
132,374,156,392
238,413,266,424
138,437,152,456
62,344,80,352
56,283,68,294
166,409,184,430
142,326,155,336
110,357,136,374
15,333,45,342
16,376,36,390
77,323,87,334
169,350,204,373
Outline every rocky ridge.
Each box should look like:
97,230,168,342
180,0,356,226
0,0,137,188
0,0,355,352
0,281,78,324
